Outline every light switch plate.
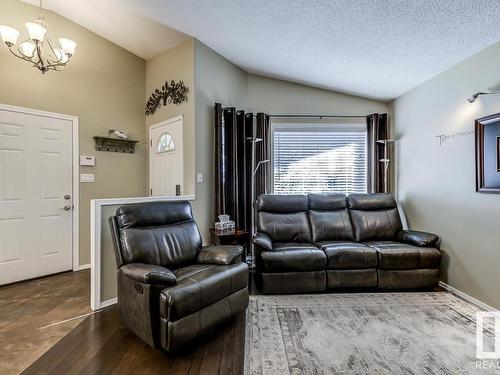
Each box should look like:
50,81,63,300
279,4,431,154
80,173,95,183
80,155,95,166
196,173,203,183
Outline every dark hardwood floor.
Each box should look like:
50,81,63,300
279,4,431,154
0,270,91,374
23,306,246,375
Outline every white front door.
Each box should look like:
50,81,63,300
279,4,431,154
0,108,73,285
149,116,184,196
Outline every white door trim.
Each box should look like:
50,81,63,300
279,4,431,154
148,115,183,195
90,194,195,310
0,103,80,272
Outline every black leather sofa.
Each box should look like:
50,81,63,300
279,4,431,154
109,201,249,351
252,193,440,294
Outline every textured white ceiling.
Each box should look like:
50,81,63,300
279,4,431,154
20,0,188,59
20,0,500,100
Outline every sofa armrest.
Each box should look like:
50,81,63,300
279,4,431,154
197,245,243,265
120,263,177,286
396,230,439,247
252,232,273,251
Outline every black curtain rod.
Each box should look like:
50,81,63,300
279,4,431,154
238,111,368,119
269,114,367,119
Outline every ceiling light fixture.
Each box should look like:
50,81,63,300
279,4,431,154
0,0,76,74
467,91,500,103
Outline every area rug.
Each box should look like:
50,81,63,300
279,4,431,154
244,292,497,374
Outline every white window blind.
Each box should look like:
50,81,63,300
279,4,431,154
272,123,367,195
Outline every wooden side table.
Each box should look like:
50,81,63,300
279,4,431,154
209,228,250,263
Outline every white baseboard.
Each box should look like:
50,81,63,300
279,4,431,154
439,281,496,311
74,263,91,271
99,297,117,309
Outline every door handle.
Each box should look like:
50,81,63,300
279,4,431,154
63,205,72,211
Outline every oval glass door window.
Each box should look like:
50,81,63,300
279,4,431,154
157,132,175,153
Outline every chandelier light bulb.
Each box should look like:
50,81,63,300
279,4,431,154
20,41,36,57
59,38,76,56
0,25,20,46
25,22,47,42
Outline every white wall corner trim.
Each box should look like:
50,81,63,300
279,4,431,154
90,194,195,310
75,263,91,271
439,281,497,312
0,103,80,274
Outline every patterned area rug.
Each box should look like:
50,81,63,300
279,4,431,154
245,292,497,374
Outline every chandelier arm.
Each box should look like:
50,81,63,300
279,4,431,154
46,55,72,70
46,38,62,64
34,41,47,71
7,44,34,62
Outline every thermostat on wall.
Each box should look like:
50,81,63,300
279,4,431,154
80,155,95,166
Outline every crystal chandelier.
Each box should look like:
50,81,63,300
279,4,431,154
0,0,76,74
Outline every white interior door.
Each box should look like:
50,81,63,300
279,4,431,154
149,116,184,196
0,108,73,285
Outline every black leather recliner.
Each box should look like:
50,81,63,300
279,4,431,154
253,193,441,294
109,201,249,352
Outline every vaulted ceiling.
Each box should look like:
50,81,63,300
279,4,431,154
22,0,500,101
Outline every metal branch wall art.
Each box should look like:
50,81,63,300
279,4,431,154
145,80,188,115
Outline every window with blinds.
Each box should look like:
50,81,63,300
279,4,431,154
272,123,367,195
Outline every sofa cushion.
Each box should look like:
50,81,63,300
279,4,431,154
260,243,326,272
308,193,354,242
365,241,441,270
257,194,311,243
159,263,248,322
258,212,311,242
347,193,403,242
316,241,377,269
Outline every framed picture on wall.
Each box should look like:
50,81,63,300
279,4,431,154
475,113,500,193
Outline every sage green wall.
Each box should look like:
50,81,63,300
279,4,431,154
246,74,389,115
392,40,500,309
193,41,248,240
0,0,147,266
145,39,195,197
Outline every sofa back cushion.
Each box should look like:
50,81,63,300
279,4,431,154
257,194,311,243
347,193,402,242
115,201,202,269
308,194,354,242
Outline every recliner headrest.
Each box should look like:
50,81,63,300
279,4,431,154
308,193,347,210
256,194,308,213
116,201,194,228
347,193,397,210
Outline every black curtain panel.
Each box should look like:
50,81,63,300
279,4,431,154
366,113,389,193
255,113,270,197
214,103,268,232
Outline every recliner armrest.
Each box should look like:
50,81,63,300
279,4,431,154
120,263,177,286
396,230,439,247
197,245,243,265
252,232,273,251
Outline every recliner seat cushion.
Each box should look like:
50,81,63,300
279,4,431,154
347,193,403,242
315,241,377,269
365,241,441,270
159,262,248,322
260,243,326,272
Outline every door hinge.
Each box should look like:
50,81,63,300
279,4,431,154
150,188,153,195
150,139,152,147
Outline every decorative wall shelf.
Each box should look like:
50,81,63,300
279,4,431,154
93,136,139,153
